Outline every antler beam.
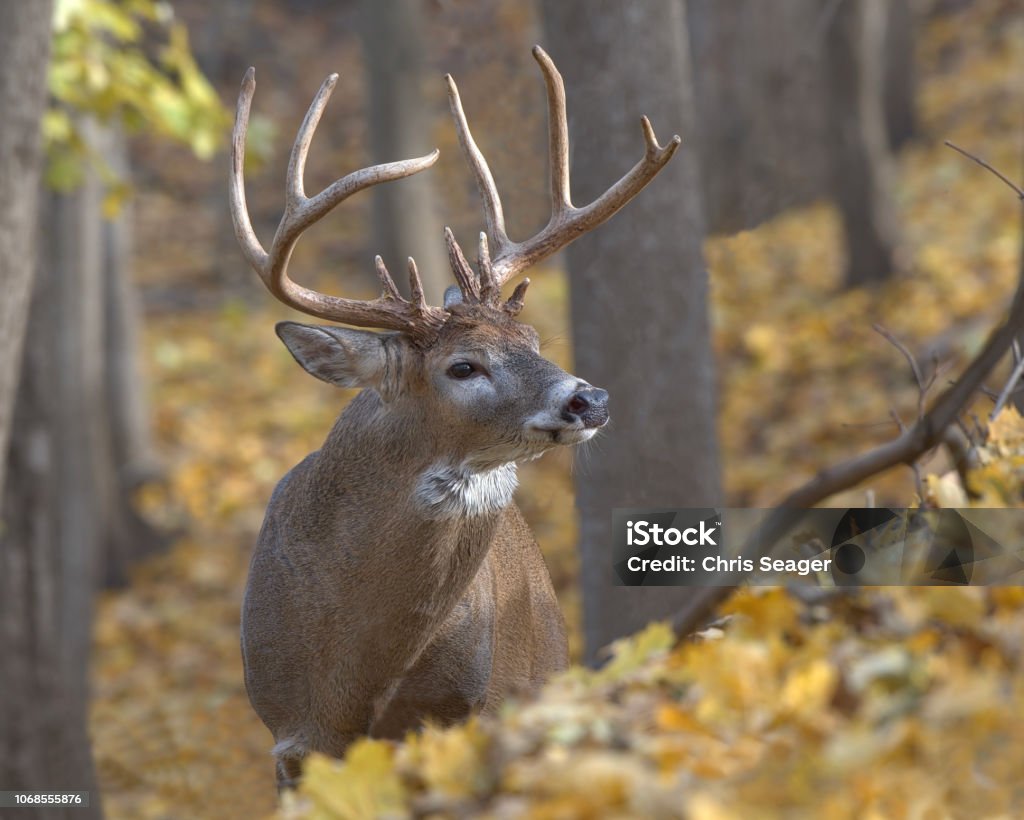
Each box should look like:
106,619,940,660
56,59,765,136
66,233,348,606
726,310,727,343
230,67,447,340
446,45,682,290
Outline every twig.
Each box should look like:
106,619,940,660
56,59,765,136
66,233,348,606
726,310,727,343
873,323,936,419
944,141,1024,200
671,163,1024,641
991,352,1024,419
873,323,925,391
982,384,1024,402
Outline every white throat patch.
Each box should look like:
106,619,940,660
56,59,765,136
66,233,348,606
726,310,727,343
414,461,518,520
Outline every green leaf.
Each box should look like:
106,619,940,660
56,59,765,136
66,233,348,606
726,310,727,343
45,0,231,195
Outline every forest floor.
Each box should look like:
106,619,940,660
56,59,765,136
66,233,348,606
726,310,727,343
89,2,1022,817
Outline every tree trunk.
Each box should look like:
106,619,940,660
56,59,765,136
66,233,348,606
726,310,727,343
1,188,103,819
0,3,99,809
884,0,917,151
686,0,913,238
540,0,722,665
2,115,164,816
825,0,901,288
0,0,53,502
358,0,449,303
686,0,829,233
97,124,166,586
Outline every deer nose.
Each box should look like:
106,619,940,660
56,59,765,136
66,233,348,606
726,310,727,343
562,387,610,428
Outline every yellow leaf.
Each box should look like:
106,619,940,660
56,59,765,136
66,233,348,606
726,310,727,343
598,621,675,681
924,471,969,508
399,719,491,800
780,658,838,719
988,406,1024,451
299,743,406,820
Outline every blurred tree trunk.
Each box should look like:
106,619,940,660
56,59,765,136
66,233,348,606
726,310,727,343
192,0,257,299
884,0,918,151
2,191,104,820
99,125,166,584
2,117,163,815
825,0,901,288
686,0,829,233
686,0,912,274
358,0,448,303
540,0,722,665
10,118,165,589
0,0,53,502
0,2,103,806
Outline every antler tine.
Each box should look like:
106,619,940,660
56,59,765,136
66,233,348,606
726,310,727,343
503,278,530,316
532,46,572,217
230,67,270,276
477,232,499,302
407,257,427,311
230,69,447,341
446,74,511,258
446,46,682,295
444,228,480,303
271,81,440,275
286,72,338,204
374,256,402,301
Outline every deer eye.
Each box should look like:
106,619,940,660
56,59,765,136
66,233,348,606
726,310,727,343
447,362,478,380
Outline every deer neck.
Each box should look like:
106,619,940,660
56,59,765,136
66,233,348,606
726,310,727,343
289,390,518,692
304,389,518,548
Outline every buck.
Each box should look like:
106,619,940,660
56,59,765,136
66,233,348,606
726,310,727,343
230,46,680,788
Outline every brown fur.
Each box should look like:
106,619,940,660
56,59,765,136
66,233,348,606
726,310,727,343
242,307,586,788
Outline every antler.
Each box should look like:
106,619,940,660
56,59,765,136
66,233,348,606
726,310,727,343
446,45,682,295
230,67,448,341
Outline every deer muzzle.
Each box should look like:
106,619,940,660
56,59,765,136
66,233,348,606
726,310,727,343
562,387,610,429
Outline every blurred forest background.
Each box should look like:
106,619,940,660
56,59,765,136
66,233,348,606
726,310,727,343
0,0,1022,817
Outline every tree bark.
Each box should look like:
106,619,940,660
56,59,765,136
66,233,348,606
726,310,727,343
540,0,722,665
0,0,53,502
358,0,449,303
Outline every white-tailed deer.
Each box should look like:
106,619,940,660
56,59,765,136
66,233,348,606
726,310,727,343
230,46,679,788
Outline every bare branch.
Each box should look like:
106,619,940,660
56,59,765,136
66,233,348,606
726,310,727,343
671,178,1024,641
944,141,1024,200
873,323,925,393
991,352,1024,419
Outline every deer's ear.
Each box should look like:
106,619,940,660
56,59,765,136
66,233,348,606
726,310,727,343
275,322,389,389
443,285,463,309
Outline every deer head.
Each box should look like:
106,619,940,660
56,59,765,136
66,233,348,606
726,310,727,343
229,47,679,480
